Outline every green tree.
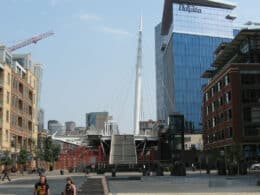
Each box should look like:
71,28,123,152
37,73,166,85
17,149,30,165
17,149,30,172
0,151,12,165
52,144,61,162
41,137,61,166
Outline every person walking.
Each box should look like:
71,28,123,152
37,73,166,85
1,166,11,182
63,177,76,195
34,175,50,195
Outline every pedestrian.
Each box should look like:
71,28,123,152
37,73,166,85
1,166,11,182
63,177,76,195
34,175,50,195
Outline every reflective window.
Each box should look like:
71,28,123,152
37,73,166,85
155,4,233,131
224,74,230,86
173,4,234,38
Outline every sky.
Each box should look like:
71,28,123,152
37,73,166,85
1,0,260,133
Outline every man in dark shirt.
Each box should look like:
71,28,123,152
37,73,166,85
1,166,11,182
34,175,50,195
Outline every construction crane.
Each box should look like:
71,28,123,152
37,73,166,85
8,31,54,52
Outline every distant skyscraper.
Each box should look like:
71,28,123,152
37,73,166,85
65,121,76,134
48,120,58,130
86,112,108,131
104,116,119,136
155,0,236,132
38,109,44,131
48,120,64,135
33,63,43,110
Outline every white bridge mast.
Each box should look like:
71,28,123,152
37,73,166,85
134,16,143,135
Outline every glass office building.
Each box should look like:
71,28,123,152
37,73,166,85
86,112,108,130
155,0,236,132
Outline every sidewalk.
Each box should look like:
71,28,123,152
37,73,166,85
0,170,85,184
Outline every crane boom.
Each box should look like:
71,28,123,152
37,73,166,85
8,31,54,52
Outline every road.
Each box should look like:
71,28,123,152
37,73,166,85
0,175,85,195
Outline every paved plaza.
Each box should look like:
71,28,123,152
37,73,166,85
0,171,259,195
107,172,260,195
0,172,85,195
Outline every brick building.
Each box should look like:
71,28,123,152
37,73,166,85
202,29,260,160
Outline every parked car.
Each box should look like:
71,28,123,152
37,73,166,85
250,163,260,170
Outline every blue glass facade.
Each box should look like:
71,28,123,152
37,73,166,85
172,33,230,131
85,112,108,130
155,1,235,132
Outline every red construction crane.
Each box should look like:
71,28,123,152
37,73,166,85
8,31,55,52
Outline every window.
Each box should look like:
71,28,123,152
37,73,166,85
211,102,215,112
226,127,233,138
244,125,259,136
19,83,23,94
228,109,232,120
251,107,260,123
241,73,260,85
217,81,222,92
29,90,33,101
28,121,32,131
207,120,211,129
206,106,209,115
242,89,260,103
6,110,9,122
18,117,22,128
11,136,15,147
212,117,216,128
7,91,10,104
211,87,215,97
224,74,230,86
220,113,224,123
205,92,209,101
18,99,23,111
218,97,223,107
221,130,225,140
7,73,10,85
225,92,231,104
191,144,196,150
29,106,32,115
5,130,8,141
244,107,251,122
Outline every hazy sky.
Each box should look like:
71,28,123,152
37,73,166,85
1,0,260,133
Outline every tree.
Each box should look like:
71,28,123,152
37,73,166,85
0,151,12,165
39,137,61,168
17,149,30,172
17,149,30,166
52,145,61,162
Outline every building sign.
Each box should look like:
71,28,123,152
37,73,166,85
179,4,202,13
